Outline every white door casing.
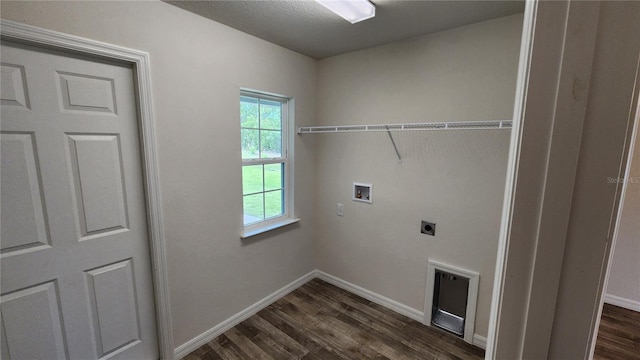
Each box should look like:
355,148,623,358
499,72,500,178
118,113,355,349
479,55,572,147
1,20,173,360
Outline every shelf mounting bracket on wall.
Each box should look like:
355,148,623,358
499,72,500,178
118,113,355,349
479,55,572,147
385,125,402,162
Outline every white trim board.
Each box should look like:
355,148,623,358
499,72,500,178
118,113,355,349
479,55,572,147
315,270,424,322
473,334,487,349
604,294,640,312
486,1,537,357
174,271,317,359
176,270,487,358
0,19,175,360
316,270,487,349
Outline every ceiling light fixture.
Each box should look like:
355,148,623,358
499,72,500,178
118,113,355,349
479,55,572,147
315,0,376,24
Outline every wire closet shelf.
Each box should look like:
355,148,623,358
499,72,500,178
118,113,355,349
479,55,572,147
297,120,512,163
297,120,512,134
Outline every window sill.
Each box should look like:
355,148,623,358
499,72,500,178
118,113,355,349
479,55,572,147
241,218,301,239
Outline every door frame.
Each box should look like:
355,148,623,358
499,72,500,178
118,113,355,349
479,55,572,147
1,19,175,359
488,1,640,358
588,59,640,359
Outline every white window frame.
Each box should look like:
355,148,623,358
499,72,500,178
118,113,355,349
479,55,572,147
240,90,298,238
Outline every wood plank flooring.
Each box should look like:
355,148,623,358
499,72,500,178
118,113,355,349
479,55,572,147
183,279,484,360
594,303,640,360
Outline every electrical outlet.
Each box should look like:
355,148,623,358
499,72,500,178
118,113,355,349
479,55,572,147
421,221,436,236
337,203,344,217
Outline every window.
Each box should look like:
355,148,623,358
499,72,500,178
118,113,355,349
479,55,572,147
240,91,294,232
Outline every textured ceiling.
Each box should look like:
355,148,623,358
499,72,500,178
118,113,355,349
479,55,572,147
165,0,525,59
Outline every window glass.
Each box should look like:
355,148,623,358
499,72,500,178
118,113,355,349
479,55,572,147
264,163,284,191
260,130,281,158
242,165,263,195
241,129,260,159
240,93,288,226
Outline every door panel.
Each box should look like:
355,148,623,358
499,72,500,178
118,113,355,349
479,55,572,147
0,282,67,359
0,63,30,108
0,132,50,255
57,71,116,114
86,259,140,358
67,134,129,237
1,40,158,359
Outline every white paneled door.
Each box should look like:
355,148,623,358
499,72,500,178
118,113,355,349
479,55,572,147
1,41,158,359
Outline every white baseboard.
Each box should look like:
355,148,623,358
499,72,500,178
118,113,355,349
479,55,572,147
175,269,487,358
316,270,487,349
174,270,317,359
315,270,425,322
473,334,487,349
604,293,640,312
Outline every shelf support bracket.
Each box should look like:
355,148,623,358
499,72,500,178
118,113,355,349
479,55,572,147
385,126,402,163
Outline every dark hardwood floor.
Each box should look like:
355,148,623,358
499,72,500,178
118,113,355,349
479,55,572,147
183,278,484,360
595,303,640,360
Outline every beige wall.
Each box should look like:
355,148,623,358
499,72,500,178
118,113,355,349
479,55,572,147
1,1,318,348
606,120,640,305
314,14,523,339
4,2,634,357
1,0,527,350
